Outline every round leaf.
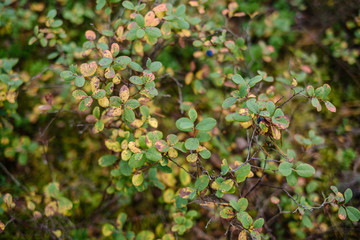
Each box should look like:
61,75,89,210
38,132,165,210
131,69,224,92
295,163,315,177
195,118,217,131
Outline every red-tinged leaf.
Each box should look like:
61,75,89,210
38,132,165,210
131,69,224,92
155,140,169,152
272,116,290,129
80,61,97,77
324,101,336,112
111,43,120,56
143,71,155,82
85,30,96,41
153,3,167,13
144,11,160,27
179,187,193,199
338,206,347,220
102,50,112,59
322,84,331,98
306,85,314,96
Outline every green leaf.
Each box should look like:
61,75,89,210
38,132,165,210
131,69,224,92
199,149,211,159
99,57,113,67
295,163,315,177
125,99,140,109
286,172,298,186
346,206,360,222
136,231,154,240
306,85,314,96
175,4,186,16
235,165,251,182
238,84,249,97
266,101,276,116
311,97,321,111
222,97,237,109
149,61,162,72
188,108,197,122
246,98,259,113
278,162,293,176
195,118,217,131
72,90,87,100
51,20,63,28
122,1,134,10
322,84,331,98
129,76,143,85
102,30,114,37
129,62,143,72
344,188,353,204
248,75,262,87
58,197,73,211
124,108,135,122
136,29,145,38
237,198,248,212
232,74,245,84
221,159,229,175
176,117,194,131
273,108,284,117
185,138,199,151
95,120,104,132
60,71,75,81
74,76,85,87
145,147,162,161
253,218,264,229
239,212,253,229
98,155,117,167
114,56,131,68
96,0,106,10
196,132,210,142
135,14,145,28
47,9,57,19
145,27,162,38
195,175,209,191
301,215,313,228
92,89,106,99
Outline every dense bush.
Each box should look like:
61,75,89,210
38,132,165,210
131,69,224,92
1,1,359,239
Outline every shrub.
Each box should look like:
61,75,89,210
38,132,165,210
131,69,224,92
0,1,359,239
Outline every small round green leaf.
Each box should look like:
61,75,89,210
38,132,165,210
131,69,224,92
98,154,117,167
278,162,293,176
195,118,217,131
295,163,315,177
195,175,209,191
346,206,360,222
185,138,199,151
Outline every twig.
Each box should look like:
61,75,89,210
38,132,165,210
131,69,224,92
0,162,29,192
167,157,196,179
168,76,184,113
278,90,304,108
230,126,257,173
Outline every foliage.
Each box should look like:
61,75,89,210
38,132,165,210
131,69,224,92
0,0,359,239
